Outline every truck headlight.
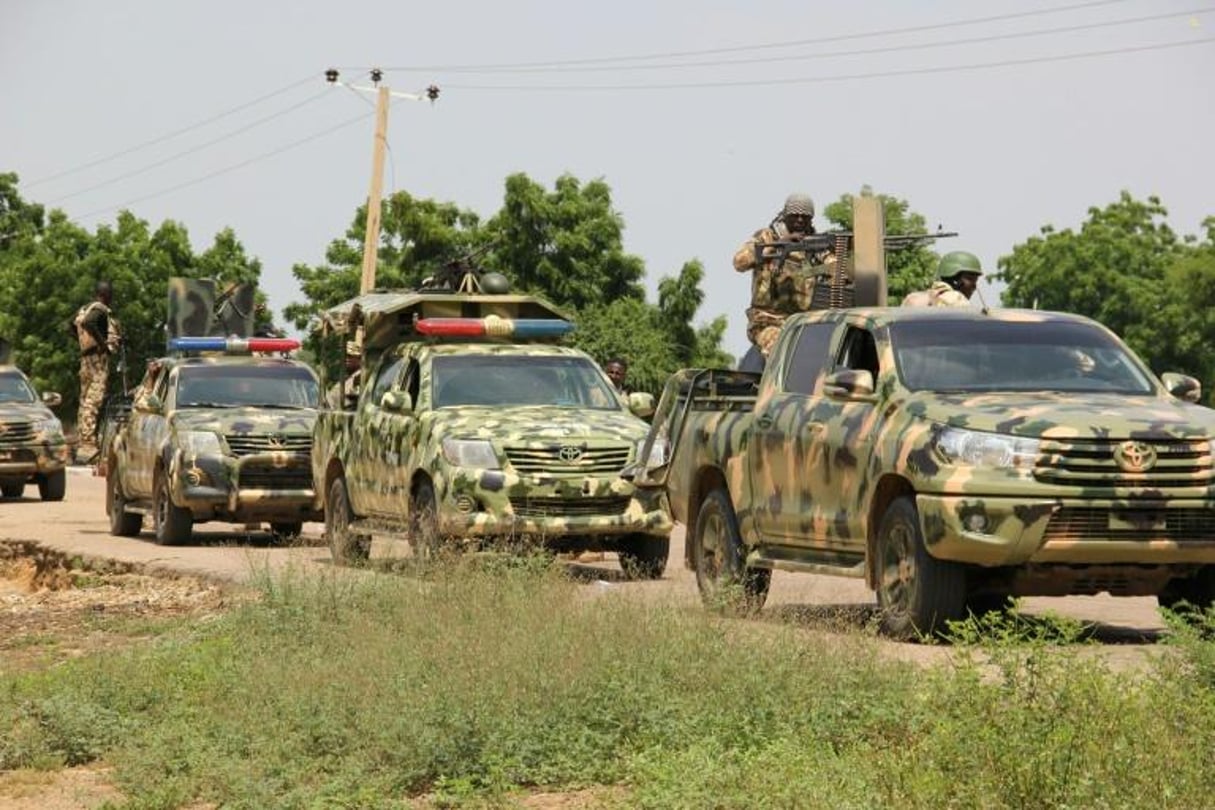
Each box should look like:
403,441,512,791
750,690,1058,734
32,417,64,437
180,431,225,457
441,438,500,469
934,426,1039,469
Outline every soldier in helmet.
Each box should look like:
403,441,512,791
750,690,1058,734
733,193,834,357
70,279,122,463
902,251,983,308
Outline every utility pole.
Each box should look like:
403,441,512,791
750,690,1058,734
325,69,440,295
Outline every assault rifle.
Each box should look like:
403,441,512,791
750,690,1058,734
752,228,958,270
423,241,499,293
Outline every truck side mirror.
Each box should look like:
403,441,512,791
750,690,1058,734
1161,372,1202,403
627,391,655,419
40,391,63,408
135,394,163,414
824,369,875,399
381,390,413,413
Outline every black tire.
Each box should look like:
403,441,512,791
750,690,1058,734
618,534,669,580
966,591,1013,619
693,488,770,613
1158,567,1215,616
409,479,442,560
1,482,23,499
326,476,370,564
270,522,304,543
874,496,967,639
38,470,66,502
107,470,143,537
153,471,193,546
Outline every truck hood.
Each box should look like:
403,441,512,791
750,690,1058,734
170,407,316,436
908,391,1215,441
0,402,57,423
432,406,648,443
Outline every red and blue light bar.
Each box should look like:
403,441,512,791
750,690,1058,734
415,316,575,339
168,337,301,353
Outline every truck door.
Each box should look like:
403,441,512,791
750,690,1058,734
125,366,172,499
352,353,405,516
749,321,838,543
385,357,422,512
802,323,883,550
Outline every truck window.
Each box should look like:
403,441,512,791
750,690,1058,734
783,323,836,395
401,359,420,405
369,356,405,407
836,326,880,378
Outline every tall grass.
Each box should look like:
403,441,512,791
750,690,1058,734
1,559,1213,808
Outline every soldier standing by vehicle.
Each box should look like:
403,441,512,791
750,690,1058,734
71,280,120,463
732,193,834,357
902,251,983,308
604,357,632,395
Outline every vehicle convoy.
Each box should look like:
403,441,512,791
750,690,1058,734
637,306,1215,636
312,268,672,577
0,363,69,501
105,279,322,544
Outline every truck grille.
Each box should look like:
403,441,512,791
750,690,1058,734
239,464,312,490
510,496,631,519
1043,507,1215,543
504,444,632,475
225,433,312,458
0,422,34,444
1034,438,1214,489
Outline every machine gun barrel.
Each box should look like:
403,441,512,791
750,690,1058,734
753,229,958,267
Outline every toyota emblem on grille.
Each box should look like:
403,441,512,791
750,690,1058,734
1114,440,1156,472
266,434,287,450
558,445,583,463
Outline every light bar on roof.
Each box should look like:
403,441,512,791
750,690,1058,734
168,337,301,353
415,316,574,338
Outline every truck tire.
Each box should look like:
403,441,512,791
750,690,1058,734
409,480,441,560
874,496,966,639
619,534,669,580
327,476,370,565
270,522,304,543
107,471,143,537
38,470,66,502
1158,566,1215,616
693,488,770,613
1,481,23,498
153,471,193,546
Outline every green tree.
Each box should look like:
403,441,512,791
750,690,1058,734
823,186,942,301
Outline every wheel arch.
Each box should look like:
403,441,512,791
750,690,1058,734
866,474,917,588
686,465,729,568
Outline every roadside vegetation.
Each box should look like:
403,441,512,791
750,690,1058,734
1,558,1214,808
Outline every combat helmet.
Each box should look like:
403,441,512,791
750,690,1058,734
782,193,815,219
937,251,983,280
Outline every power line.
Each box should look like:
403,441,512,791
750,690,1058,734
24,74,316,188
378,0,1136,71
406,7,1213,75
74,110,374,222
441,36,1215,92
46,89,333,205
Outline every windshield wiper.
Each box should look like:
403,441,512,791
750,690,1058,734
251,403,309,410
179,402,235,409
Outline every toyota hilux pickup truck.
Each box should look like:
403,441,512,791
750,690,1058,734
0,364,68,501
636,306,1215,637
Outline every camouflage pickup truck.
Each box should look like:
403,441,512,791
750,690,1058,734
105,353,322,544
313,279,672,577
637,306,1215,636
0,365,69,501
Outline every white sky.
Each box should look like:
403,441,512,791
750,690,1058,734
3,0,1212,359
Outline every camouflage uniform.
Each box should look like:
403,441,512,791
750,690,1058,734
73,300,120,459
901,281,970,308
733,226,832,355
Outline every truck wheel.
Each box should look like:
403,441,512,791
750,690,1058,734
1,481,23,499
875,496,966,639
619,534,669,580
409,480,441,560
153,472,193,546
1158,566,1215,616
107,471,143,537
327,476,370,564
270,522,304,543
694,488,770,613
38,470,66,502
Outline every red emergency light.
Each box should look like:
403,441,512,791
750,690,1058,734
415,316,574,339
169,337,301,353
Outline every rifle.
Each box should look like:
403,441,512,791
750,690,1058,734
752,229,958,270
423,241,499,293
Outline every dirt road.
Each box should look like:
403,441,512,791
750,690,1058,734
2,468,1170,641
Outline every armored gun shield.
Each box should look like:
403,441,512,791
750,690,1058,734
166,278,256,346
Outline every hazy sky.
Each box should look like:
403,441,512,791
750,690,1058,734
4,0,1212,359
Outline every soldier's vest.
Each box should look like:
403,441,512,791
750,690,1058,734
74,301,110,353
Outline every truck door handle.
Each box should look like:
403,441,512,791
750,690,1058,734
804,422,824,434
756,414,774,430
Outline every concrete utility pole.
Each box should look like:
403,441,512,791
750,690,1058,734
325,69,439,295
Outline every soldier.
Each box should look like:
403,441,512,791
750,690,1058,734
604,357,632,395
902,251,983,308
71,280,121,463
733,193,833,357
326,340,362,409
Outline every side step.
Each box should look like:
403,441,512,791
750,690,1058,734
748,544,866,579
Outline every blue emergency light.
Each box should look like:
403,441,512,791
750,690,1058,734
168,337,300,353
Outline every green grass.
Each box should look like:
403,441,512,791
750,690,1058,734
1,560,1214,809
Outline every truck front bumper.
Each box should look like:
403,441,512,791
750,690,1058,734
169,451,320,522
0,442,70,478
917,494,1215,567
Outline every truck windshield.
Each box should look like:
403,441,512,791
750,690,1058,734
0,372,36,404
890,320,1155,394
432,355,620,410
176,365,319,408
